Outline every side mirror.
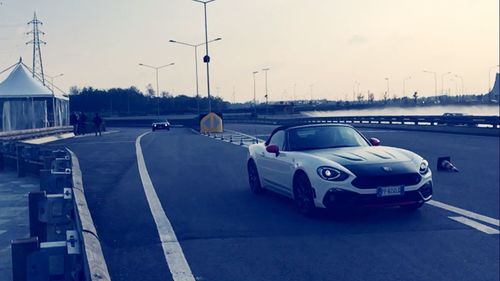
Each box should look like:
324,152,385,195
266,144,280,156
369,138,381,146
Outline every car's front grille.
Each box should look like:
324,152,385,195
351,173,422,189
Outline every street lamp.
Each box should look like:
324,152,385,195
262,68,270,114
252,71,258,113
403,76,411,97
441,72,451,95
353,81,360,102
193,0,216,113
45,73,64,127
423,70,437,97
384,77,390,98
454,74,464,94
169,37,222,114
488,65,499,93
138,62,175,117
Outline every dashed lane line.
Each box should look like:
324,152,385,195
136,132,196,281
448,216,500,235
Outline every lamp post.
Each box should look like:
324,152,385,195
384,77,390,98
169,38,222,114
353,81,359,102
488,65,499,93
193,0,216,113
252,71,258,113
423,70,437,97
262,68,270,114
403,76,411,97
138,62,175,117
441,72,451,95
45,73,64,127
454,74,464,94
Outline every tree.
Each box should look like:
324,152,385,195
413,92,418,104
368,92,375,103
145,84,155,97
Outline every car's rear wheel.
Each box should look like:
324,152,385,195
152,127,156,132
293,173,316,216
248,160,263,194
400,201,424,211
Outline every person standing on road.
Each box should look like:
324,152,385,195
70,112,78,135
79,112,87,135
93,113,103,136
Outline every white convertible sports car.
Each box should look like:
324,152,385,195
247,124,433,215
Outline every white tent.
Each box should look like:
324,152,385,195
0,58,69,132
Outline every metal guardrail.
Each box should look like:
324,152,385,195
224,115,500,128
1,141,110,281
0,126,73,142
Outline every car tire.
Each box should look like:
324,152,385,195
293,173,316,216
400,201,424,211
248,160,264,194
152,127,155,132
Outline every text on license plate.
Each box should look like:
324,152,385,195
377,185,405,197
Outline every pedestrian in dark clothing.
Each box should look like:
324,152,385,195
70,112,78,135
93,113,103,136
79,112,87,135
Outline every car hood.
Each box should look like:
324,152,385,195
306,146,415,165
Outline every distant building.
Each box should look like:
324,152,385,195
0,58,69,132
490,73,499,102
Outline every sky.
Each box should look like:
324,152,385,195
0,0,498,103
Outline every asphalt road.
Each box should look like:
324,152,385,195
47,125,499,281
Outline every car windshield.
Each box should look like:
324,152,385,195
288,126,369,151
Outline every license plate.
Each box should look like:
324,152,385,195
377,185,404,197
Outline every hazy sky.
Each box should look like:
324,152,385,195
0,0,498,102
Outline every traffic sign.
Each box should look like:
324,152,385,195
200,112,223,133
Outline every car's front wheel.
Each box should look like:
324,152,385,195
248,160,263,194
293,173,316,216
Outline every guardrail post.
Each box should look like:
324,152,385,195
16,144,26,178
0,149,4,171
11,237,39,281
29,191,47,241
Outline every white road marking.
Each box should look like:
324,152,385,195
449,216,500,235
136,132,196,281
0,230,6,236
428,200,499,227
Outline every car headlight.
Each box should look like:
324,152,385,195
317,166,349,181
419,160,429,175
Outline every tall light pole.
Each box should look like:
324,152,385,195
353,81,359,102
488,65,499,93
46,73,64,94
441,72,451,95
384,77,390,98
262,67,270,114
252,71,258,113
454,74,464,94
169,37,222,115
403,76,411,96
423,70,437,98
45,73,64,127
193,0,216,113
138,62,175,117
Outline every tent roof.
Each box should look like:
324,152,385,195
0,61,65,99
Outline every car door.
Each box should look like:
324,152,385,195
260,130,294,197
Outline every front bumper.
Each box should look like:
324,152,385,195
321,181,433,209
